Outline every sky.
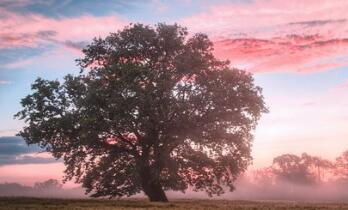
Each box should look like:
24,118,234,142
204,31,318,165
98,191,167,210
0,0,348,186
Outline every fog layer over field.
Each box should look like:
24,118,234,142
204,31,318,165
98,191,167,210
2,175,348,201
167,178,348,202
1,138,348,201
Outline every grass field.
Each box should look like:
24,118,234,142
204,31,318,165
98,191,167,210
1,197,348,210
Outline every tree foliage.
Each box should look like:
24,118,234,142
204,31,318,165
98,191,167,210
15,23,267,201
272,153,333,185
335,150,348,181
34,179,62,191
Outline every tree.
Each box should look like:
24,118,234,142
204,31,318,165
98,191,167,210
301,153,333,183
335,150,348,180
272,153,332,185
253,167,274,186
34,179,63,191
272,154,315,185
15,23,267,202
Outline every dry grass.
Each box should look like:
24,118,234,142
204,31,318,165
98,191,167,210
1,197,348,210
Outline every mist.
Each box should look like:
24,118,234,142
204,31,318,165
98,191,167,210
3,178,348,202
0,180,86,199
217,177,348,202
1,150,348,201
1,136,346,202
165,177,348,202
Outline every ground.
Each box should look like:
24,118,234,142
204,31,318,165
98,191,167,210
0,197,348,210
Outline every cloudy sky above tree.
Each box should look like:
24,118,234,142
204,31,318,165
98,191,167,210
0,0,348,185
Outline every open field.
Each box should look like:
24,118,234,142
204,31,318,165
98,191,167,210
1,197,348,210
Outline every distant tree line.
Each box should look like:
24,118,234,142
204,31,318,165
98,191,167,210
225,150,348,201
0,179,84,198
252,150,348,186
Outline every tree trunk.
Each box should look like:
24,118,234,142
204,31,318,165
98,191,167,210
142,180,168,202
139,166,168,202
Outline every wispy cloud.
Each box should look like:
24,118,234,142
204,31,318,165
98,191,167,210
63,40,88,51
0,0,33,9
0,80,12,85
0,136,57,166
288,19,346,27
180,0,348,73
335,79,348,90
0,30,57,49
0,8,128,50
151,0,169,12
213,35,348,73
0,7,128,70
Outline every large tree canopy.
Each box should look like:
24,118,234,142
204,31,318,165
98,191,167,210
15,23,267,202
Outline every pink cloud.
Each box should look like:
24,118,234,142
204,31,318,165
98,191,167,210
213,36,348,73
181,0,348,36
335,79,348,90
0,163,65,186
0,8,128,50
2,0,347,74
0,80,12,85
2,46,84,71
180,0,348,73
